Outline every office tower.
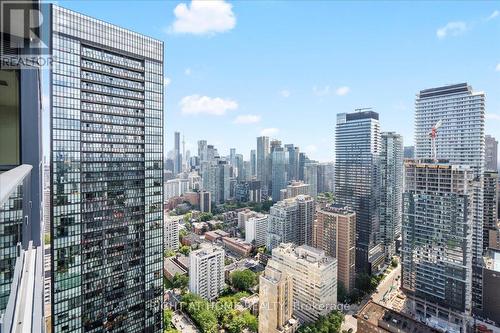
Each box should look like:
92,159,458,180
304,162,318,197
199,190,212,213
403,146,415,159
258,266,296,333
401,161,474,332
317,162,335,194
245,214,268,247
235,153,244,180
257,136,270,195
164,217,180,251
379,132,404,259
189,245,225,300
267,244,337,323
198,140,208,163
174,131,181,174
242,160,251,181
267,195,314,251
281,181,310,200
483,171,499,250
415,83,485,311
313,205,356,293
0,3,44,327
335,110,382,274
271,146,287,201
50,6,164,332
250,149,257,177
284,144,299,182
485,135,498,171
298,152,309,181
230,148,236,166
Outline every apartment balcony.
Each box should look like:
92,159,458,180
0,165,44,333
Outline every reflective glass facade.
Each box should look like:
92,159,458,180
50,5,163,332
335,111,381,274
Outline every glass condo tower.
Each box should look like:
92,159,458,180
50,5,164,332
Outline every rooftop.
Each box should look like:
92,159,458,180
357,301,438,333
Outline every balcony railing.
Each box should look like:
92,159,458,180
0,165,44,333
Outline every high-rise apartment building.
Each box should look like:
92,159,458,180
313,204,356,292
267,195,314,251
401,161,474,332
198,140,208,163
272,146,287,201
267,244,337,323
403,146,415,159
250,149,257,177
164,217,180,251
485,135,498,171
257,136,270,196
245,214,268,247
280,181,310,201
303,162,318,197
335,110,382,274
380,132,404,258
50,6,164,332
317,162,335,194
188,245,225,300
414,83,485,311
258,266,296,333
174,131,181,174
483,171,499,250
284,144,299,182
199,190,211,213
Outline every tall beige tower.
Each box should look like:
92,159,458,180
313,204,356,292
258,266,296,333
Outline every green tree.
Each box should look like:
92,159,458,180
164,249,176,257
230,269,257,291
199,212,213,222
297,310,344,333
163,309,173,330
179,245,191,256
391,258,398,268
172,273,189,289
44,233,51,245
241,310,258,332
337,282,348,304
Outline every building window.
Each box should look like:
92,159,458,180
0,69,20,167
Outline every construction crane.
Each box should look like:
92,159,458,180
429,120,442,161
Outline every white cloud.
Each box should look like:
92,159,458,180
335,86,350,96
436,21,467,39
260,128,279,136
313,85,350,97
164,77,172,87
495,63,500,71
184,68,192,76
279,89,291,98
233,114,261,124
487,10,499,21
170,0,236,35
313,85,331,97
486,113,500,121
180,95,238,116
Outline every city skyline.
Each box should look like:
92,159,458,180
41,0,500,163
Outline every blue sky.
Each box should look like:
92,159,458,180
51,0,500,162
